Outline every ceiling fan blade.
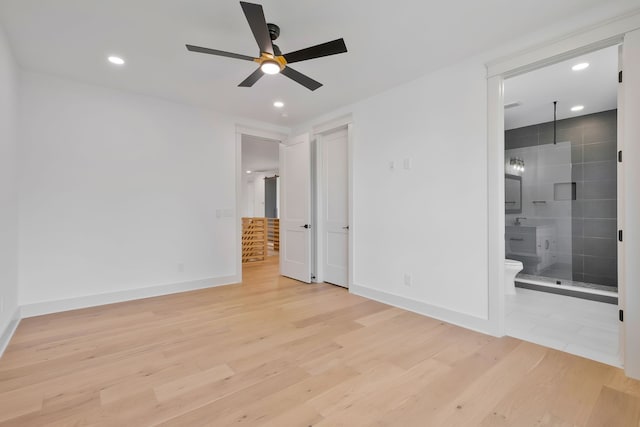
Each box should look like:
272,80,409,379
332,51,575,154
238,67,264,87
240,1,274,55
283,38,347,64
281,66,322,91
186,44,256,61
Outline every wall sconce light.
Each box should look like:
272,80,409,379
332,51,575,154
510,157,525,173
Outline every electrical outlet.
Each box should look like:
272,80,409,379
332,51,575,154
403,158,412,170
403,273,412,287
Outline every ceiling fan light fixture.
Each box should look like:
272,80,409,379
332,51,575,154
261,60,280,75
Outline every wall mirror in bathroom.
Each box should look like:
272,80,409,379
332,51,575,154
505,174,522,214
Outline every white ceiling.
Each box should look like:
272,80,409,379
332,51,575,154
1,0,637,127
241,135,279,173
504,45,618,130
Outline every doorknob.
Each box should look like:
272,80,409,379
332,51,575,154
342,226,349,230
300,224,311,229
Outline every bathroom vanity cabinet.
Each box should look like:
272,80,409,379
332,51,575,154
505,225,555,274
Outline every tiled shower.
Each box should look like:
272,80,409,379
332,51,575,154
505,109,617,292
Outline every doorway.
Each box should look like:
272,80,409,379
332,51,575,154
498,44,622,367
237,128,286,282
235,120,353,289
504,45,619,300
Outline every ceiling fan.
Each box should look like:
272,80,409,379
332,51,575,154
186,1,347,91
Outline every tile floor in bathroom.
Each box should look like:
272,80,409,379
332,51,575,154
505,287,620,367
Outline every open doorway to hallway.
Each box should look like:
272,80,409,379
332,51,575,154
240,134,281,276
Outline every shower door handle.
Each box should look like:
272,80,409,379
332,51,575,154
509,237,524,241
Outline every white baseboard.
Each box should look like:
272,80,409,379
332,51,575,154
349,284,494,336
0,308,21,358
21,275,239,318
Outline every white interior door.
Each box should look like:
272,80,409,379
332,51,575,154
322,128,349,287
280,134,312,283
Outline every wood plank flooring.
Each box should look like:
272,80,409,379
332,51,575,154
1,256,639,426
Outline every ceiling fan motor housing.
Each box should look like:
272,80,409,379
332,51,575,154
267,23,280,41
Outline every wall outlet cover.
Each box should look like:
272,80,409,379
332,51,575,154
403,273,412,286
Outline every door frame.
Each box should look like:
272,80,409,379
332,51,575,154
235,125,288,283
312,115,354,287
486,11,640,378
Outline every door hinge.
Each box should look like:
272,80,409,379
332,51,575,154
618,150,622,163
619,309,624,322
619,70,623,83
619,230,623,242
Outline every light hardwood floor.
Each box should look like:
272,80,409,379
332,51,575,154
1,256,639,426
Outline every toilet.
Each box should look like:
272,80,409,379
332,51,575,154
504,259,524,295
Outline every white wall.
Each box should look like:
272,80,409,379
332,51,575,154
17,71,287,311
0,25,20,342
246,173,265,218
297,58,490,324
241,171,278,218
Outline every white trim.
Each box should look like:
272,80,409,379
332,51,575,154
312,114,353,135
617,43,627,365
0,308,21,358
487,9,640,77
313,134,325,283
347,123,355,289
235,131,243,284
20,276,237,318
621,28,640,379
350,284,492,336
486,75,505,337
235,125,288,142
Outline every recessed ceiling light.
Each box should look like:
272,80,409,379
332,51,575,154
571,105,584,112
245,170,252,174
273,101,284,108
108,56,125,65
572,62,589,71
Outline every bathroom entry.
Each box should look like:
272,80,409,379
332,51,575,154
503,45,619,302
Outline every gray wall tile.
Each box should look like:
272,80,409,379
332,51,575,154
581,200,617,219
583,141,617,163
583,161,617,182
582,180,616,200
584,256,617,278
583,219,617,239
583,237,617,258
